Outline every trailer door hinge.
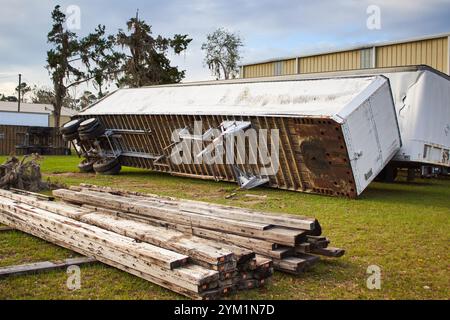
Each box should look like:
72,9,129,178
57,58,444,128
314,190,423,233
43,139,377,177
352,151,363,161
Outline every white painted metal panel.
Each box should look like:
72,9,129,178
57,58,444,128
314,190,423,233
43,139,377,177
0,112,49,127
81,77,378,117
340,81,400,194
385,70,450,167
256,66,450,168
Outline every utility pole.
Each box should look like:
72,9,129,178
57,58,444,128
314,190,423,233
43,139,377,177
18,73,22,112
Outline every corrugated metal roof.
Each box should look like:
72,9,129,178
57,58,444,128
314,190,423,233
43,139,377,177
0,101,77,117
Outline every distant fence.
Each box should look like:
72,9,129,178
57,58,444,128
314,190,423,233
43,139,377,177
0,125,69,156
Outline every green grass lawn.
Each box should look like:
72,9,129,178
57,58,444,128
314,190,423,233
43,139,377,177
0,155,449,300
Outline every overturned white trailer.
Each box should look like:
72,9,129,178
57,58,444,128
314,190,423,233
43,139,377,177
262,65,450,174
69,75,401,198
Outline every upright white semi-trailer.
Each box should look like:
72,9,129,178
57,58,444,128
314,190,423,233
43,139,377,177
376,66,450,178
70,75,401,197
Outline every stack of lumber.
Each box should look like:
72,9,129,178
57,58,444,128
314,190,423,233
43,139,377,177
58,184,345,273
0,185,344,299
0,189,268,299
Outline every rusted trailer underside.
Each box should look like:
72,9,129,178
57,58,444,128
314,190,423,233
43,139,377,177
75,114,357,197
71,75,401,198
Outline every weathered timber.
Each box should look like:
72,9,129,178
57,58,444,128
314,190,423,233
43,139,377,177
0,198,189,270
9,188,55,201
74,184,319,231
311,247,346,257
294,243,311,254
0,207,219,292
71,211,235,266
271,254,320,274
0,190,239,267
0,186,344,298
0,257,96,277
80,201,299,261
0,225,14,232
1,213,215,299
54,189,305,246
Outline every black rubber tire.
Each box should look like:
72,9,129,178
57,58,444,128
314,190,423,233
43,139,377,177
93,157,120,173
79,121,102,134
60,119,82,135
62,131,79,142
78,158,96,173
97,164,121,175
78,123,105,141
78,118,99,131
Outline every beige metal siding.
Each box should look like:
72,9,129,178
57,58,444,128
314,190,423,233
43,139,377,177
241,34,450,78
243,62,276,78
283,59,297,75
376,37,448,73
243,59,297,78
299,50,360,74
50,115,71,128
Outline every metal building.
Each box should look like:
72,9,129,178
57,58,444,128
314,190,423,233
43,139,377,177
240,33,450,78
0,101,76,127
0,109,71,155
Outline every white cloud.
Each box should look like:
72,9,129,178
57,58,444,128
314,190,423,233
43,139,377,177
0,0,449,97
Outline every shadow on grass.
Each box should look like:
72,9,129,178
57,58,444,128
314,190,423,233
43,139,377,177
47,166,450,211
393,181,435,186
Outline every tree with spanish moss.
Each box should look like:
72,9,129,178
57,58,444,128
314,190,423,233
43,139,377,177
201,28,243,80
46,5,123,127
116,13,192,87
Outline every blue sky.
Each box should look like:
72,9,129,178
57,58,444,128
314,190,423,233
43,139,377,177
1,0,450,96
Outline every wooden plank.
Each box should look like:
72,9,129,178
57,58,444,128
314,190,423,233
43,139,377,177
54,189,304,245
306,236,330,249
219,243,255,265
0,213,213,300
271,257,308,274
0,208,194,279
73,184,318,231
294,242,311,254
0,197,189,270
311,247,345,258
57,189,272,231
0,225,14,232
81,203,293,261
9,188,54,201
0,208,218,292
0,188,88,219
0,190,237,267
77,212,235,265
0,257,96,277
80,204,282,262
188,227,277,251
261,246,293,259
